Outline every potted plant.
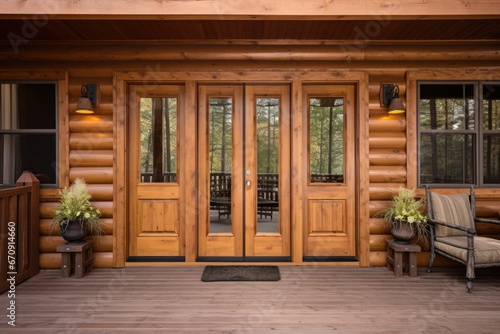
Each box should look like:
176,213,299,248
381,187,429,247
51,178,102,242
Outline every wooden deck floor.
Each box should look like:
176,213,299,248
1,266,500,333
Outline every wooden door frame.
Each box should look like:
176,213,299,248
197,84,292,259
197,84,245,258
302,84,357,259
114,70,369,267
127,84,186,258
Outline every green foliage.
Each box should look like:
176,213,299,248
140,97,177,175
383,187,427,224
381,187,429,247
256,98,279,173
51,178,102,235
309,98,344,176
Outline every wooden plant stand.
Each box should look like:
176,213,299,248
385,239,421,277
56,240,94,278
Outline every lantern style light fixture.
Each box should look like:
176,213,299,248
75,84,98,114
380,84,406,114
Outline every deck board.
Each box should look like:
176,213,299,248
1,266,499,333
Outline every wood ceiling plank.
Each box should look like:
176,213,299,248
1,19,499,42
2,0,500,19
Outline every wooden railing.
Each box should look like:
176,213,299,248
140,172,177,183
0,171,40,293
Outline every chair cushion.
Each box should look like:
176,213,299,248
430,192,474,237
435,236,500,264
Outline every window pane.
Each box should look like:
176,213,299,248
0,82,57,186
256,97,279,233
209,97,232,233
483,84,500,131
0,83,56,130
140,97,177,183
420,84,475,130
483,134,500,184
0,134,56,184
420,134,474,184
309,97,344,183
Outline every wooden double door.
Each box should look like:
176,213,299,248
126,82,357,263
197,84,291,260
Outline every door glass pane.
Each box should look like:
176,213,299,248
256,97,279,233
309,97,344,183
140,97,177,183
209,97,232,233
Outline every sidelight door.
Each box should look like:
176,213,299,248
128,84,185,259
303,85,357,260
198,84,291,260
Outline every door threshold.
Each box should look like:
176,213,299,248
197,256,291,262
303,256,358,262
127,256,185,262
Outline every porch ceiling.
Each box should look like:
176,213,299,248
1,19,500,42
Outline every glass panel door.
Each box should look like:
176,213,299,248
198,84,290,259
256,97,280,233
128,85,184,259
303,85,356,259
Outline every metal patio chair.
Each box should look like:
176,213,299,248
425,186,500,292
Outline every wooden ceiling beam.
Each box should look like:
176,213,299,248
2,0,500,20
1,43,499,62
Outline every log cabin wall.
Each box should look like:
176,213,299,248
368,69,500,268
38,74,115,269
2,42,500,269
368,70,409,267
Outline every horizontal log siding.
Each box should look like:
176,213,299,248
368,72,500,267
4,44,498,269
368,73,406,266
38,77,114,269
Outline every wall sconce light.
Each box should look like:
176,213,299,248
75,84,98,114
381,84,405,114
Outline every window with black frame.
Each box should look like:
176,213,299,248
418,82,500,186
0,82,57,186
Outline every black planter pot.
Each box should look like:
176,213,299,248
391,220,415,243
60,219,89,242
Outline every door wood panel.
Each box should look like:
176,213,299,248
303,85,357,258
244,85,291,257
197,85,244,257
128,84,185,258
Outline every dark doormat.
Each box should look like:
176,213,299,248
201,265,280,282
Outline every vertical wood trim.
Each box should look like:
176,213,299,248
177,85,187,256
406,72,418,189
184,81,197,262
244,86,257,255
291,80,303,263
279,85,292,255
113,73,126,267
358,73,371,266
232,86,245,256
58,72,70,187
197,85,208,257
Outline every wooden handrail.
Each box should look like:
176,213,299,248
0,171,40,294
